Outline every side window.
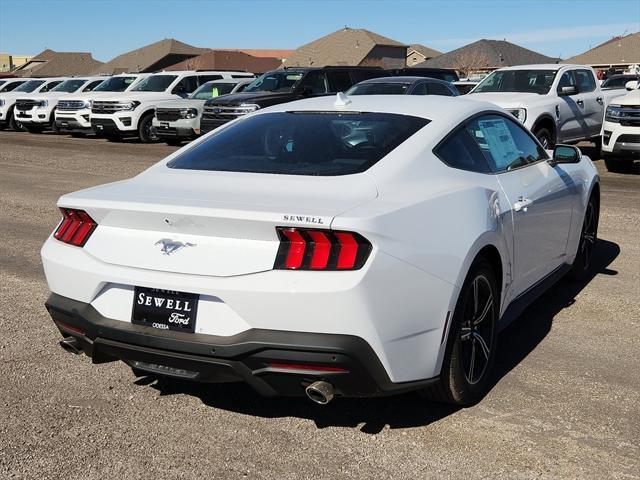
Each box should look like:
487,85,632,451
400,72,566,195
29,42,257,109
231,74,253,79
198,74,223,85
465,115,548,173
427,82,454,96
41,81,61,92
435,128,492,173
576,69,596,92
172,76,198,95
326,71,353,92
296,71,328,94
235,83,248,92
411,82,428,95
557,71,576,93
83,80,104,92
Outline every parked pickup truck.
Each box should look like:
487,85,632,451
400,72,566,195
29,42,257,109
55,73,150,134
601,80,640,171
90,71,254,142
0,77,66,131
200,67,389,134
468,64,628,148
152,77,253,145
15,77,106,133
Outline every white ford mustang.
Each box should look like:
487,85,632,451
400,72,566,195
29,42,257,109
42,94,599,405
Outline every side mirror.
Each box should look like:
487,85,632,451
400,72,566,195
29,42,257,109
549,144,582,167
559,85,578,96
625,80,639,91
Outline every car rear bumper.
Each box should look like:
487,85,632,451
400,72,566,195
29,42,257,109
46,293,437,398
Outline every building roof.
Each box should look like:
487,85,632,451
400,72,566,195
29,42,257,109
234,49,294,60
407,44,442,59
12,49,104,77
563,32,640,66
164,50,282,74
284,27,407,67
419,39,559,70
95,38,207,74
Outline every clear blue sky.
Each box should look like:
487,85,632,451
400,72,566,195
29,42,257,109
1,0,639,61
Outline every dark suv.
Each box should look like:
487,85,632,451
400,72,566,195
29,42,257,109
200,67,389,134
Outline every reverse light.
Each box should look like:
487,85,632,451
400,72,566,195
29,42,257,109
274,227,372,271
53,208,97,247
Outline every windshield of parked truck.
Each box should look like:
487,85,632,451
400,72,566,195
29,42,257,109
132,75,178,92
0,80,24,92
346,82,411,95
244,72,304,93
50,79,88,93
191,81,237,99
93,76,137,92
13,80,45,93
473,70,558,94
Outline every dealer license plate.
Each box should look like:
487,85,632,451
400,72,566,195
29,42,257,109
132,287,199,333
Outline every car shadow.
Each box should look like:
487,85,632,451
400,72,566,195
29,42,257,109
140,239,620,434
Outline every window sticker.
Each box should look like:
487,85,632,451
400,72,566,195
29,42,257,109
477,118,519,171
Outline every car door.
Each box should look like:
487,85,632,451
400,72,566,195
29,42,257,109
555,70,585,141
575,69,604,137
466,114,575,298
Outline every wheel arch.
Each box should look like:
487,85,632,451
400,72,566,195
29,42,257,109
532,114,557,144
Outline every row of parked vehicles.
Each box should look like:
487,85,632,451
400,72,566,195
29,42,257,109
1,64,638,170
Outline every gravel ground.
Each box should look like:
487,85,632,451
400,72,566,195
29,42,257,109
0,131,638,480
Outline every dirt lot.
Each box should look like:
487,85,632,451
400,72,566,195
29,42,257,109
0,131,638,480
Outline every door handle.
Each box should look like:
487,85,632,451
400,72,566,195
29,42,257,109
596,96,603,104
576,99,584,107
513,196,533,212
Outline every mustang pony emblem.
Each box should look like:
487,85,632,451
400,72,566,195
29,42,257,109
155,239,196,255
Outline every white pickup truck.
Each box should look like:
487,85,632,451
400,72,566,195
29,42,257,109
90,71,254,142
0,77,66,131
55,73,150,134
15,77,106,133
468,64,627,148
601,80,640,171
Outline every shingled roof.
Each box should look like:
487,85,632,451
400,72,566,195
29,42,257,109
419,39,559,71
408,44,442,59
165,50,281,74
564,32,640,66
13,49,103,77
95,38,207,74
285,27,407,67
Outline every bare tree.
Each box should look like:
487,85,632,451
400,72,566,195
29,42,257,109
451,51,492,78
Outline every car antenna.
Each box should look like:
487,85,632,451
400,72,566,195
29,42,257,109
334,92,351,107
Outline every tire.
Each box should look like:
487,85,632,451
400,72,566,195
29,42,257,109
8,109,23,131
592,136,602,151
533,127,554,150
137,113,158,143
603,155,633,173
50,115,60,134
568,194,599,281
423,257,499,405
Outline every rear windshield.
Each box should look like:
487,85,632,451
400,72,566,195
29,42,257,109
346,82,410,95
168,112,429,176
132,75,177,92
13,80,45,93
51,79,87,93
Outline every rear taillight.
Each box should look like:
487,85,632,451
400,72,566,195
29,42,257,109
274,227,372,271
53,208,97,247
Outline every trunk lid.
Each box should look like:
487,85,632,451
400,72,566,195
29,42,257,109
60,169,377,277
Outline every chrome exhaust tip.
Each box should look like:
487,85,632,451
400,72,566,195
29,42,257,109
305,381,335,405
59,336,82,355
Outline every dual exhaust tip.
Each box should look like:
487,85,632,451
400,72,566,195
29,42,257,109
305,380,335,405
59,336,83,355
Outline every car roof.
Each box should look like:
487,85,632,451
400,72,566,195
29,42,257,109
205,78,253,85
496,64,589,71
357,76,451,85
